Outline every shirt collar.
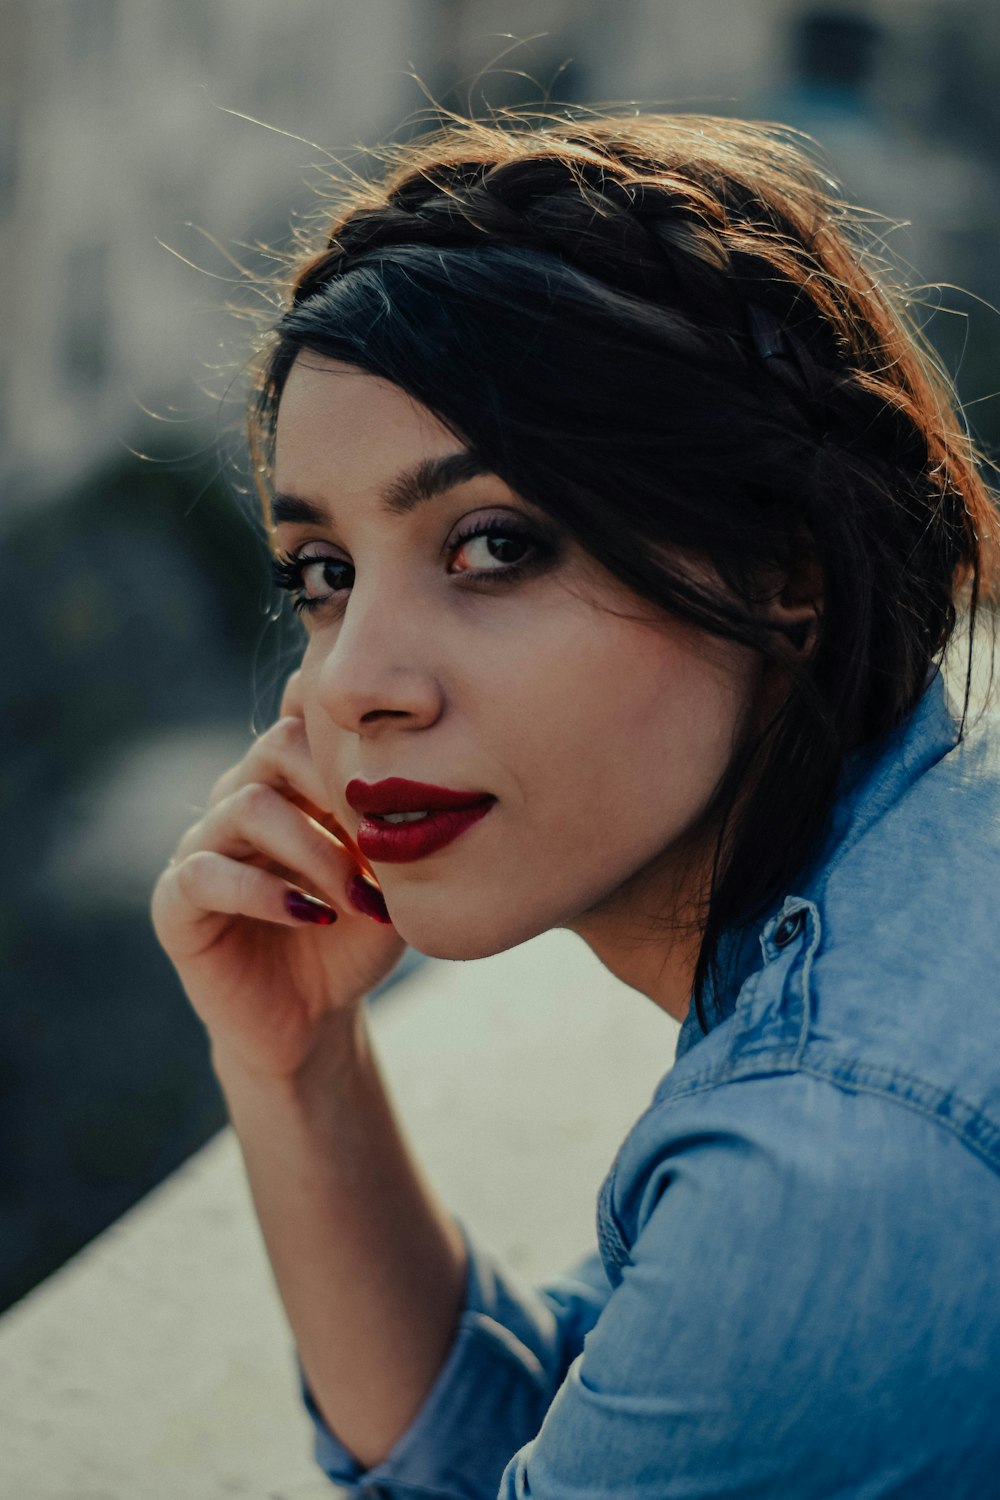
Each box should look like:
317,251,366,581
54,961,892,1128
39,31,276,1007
679,667,960,1053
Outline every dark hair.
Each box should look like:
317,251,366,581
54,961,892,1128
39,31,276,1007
250,113,1000,1021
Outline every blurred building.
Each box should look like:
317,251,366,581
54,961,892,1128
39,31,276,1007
2,0,999,514
0,0,462,510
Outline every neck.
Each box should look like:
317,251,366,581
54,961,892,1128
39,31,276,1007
563,854,709,1025
577,917,701,1024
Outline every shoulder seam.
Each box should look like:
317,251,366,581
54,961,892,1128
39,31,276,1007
652,1050,1000,1179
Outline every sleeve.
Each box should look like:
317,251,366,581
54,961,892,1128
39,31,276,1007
300,1217,612,1499
495,1074,1000,1500
301,1075,1000,1500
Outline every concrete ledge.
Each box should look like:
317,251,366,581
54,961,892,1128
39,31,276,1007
0,928,677,1499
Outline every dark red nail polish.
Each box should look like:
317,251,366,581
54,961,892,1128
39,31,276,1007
286,891,338,925
348,874,392,924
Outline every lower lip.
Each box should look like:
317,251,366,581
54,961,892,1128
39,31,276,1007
356,801,495,863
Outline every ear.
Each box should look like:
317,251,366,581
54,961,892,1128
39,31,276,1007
759,548,823,658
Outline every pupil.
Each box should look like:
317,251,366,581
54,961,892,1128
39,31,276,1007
489,536,525,563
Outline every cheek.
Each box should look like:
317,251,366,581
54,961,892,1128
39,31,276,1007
519,621,753,822
296,650,348,792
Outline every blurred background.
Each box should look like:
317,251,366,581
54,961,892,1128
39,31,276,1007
2,0,999,1315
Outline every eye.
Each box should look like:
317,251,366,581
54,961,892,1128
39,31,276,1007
447,517,541,578
270,515,554,617
270,549,353,614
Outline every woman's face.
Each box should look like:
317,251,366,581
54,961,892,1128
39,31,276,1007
271,355,761,974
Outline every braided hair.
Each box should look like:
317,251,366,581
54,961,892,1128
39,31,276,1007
251,113,1000,1020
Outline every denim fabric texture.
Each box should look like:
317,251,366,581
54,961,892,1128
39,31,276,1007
301,669,1000,1498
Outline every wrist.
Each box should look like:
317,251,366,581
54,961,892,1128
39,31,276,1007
211,1006,369,1107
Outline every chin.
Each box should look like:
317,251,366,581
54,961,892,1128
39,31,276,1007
388,895,556,963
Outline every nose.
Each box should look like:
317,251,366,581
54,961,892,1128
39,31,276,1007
311,575,445,737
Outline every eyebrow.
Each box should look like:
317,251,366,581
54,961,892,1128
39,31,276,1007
270,449,492,528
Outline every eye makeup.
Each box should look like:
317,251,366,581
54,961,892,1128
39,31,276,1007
270,513,558,615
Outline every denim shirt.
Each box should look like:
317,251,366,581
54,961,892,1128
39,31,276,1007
302,669,1000,1498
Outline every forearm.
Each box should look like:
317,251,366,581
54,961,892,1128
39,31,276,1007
212,1008,468,1472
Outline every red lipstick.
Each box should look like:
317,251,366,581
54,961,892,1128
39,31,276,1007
345,777,496,863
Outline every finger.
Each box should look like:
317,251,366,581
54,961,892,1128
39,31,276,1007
173,782,357,906
279,668,305,720
159,851,336,942
205,717,376,879
209,714,328,817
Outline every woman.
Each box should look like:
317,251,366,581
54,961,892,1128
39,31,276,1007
152,114,1000,1496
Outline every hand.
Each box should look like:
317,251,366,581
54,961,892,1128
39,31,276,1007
151,672,407,1082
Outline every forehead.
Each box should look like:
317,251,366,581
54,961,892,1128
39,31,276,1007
273,356,458,496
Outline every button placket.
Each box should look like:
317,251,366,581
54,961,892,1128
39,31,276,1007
760,898,813,964
773,908,806,949
757,897,822,1060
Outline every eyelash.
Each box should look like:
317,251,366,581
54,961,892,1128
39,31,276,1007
270,518,551,616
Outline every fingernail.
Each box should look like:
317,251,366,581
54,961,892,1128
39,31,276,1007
348,874,392,924
286,891,338,925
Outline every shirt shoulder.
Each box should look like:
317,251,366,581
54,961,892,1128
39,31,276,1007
601,674,1000,1273
568,1071,1000,1499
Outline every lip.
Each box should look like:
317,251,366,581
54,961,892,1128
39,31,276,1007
345,778,496,864
345,777,494,815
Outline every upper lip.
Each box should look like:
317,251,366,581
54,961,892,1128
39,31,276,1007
345,777,495,816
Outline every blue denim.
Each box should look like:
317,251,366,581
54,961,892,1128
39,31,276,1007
301,669,1000,1497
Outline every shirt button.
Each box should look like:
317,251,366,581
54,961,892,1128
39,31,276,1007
774,909,806,948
